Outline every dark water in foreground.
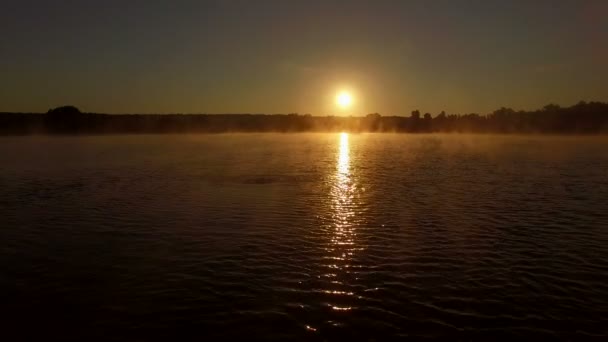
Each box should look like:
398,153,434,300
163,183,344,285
1,134,607,340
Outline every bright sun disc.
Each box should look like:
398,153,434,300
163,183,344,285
336,92,353,108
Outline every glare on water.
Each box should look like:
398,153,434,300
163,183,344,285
325,132,358,311
333,132,354,249
338,132,349,176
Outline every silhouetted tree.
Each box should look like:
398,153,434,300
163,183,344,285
45,106,85,133
366,113,382,131
47,105,82,117
2,101,607,135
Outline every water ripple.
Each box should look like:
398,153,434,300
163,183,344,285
0,134,607,340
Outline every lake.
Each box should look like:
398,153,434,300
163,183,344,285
1,133,607,340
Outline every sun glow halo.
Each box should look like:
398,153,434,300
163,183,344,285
336,91,353,109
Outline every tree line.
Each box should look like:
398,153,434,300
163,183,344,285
1,101,607,134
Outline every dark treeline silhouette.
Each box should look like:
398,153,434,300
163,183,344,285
1,102,608,135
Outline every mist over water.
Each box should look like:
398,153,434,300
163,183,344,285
1,134,607,340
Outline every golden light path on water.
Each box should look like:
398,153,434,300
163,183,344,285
325,132,358,312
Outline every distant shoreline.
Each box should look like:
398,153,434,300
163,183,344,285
2,102,608,135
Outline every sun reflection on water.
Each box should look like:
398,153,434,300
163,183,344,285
321,132,360,314
338,132,349,175
332,132,354,250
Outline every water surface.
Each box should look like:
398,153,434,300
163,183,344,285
1,134,607,340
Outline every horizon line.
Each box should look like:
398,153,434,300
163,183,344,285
2,100,607,117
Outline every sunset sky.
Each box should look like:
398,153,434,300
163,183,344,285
2,0,607,115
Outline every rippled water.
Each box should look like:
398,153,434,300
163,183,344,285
1,133,607,340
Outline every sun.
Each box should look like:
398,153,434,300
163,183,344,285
336,91,353,109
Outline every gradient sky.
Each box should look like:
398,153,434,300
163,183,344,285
1,0,607,115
